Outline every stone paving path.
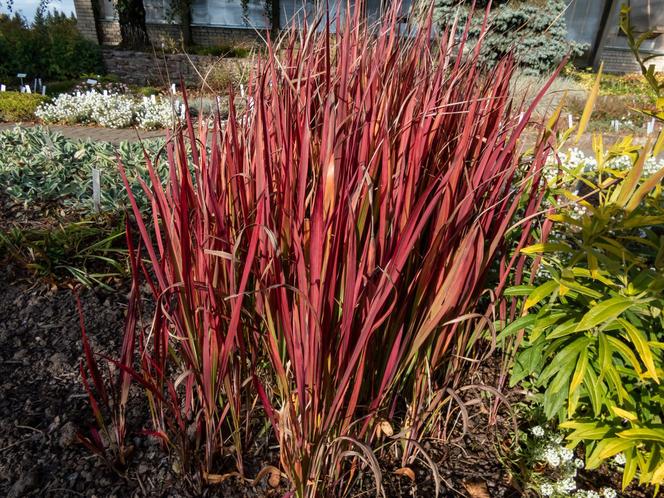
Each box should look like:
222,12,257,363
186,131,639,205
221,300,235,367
0,122,167,144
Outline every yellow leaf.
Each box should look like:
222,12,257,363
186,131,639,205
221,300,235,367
570,349,589,395
618,318,659,383
626,162,664,211
547,91,568,132
654,129,664,157
575,63,603,143
611,405,638,422
614,142,650,207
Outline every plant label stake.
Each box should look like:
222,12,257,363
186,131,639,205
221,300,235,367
151,94,157,104
568,114,573,129
0,85,5,92
92,168,101,213
103,89,108,96
647,118,655,135
87,79,97,85
17,73,26,87
171,83,176,94
25,85,31,94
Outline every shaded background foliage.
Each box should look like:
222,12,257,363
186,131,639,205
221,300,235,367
436,0,585,75
0,10,103,81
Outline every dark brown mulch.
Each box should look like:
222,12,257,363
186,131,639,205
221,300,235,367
0,262,522,498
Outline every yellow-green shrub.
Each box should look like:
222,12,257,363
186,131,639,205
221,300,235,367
0,92,49,122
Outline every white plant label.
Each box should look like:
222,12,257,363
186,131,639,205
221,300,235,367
103,89,108,96
87,79,98,85
0,84,5,92
25,85,31,93
647,118,656,135
41,86,46,96
151,94,157,104
171,83,176,94
568,114,573,129
16,73,26,78
92,168,101,213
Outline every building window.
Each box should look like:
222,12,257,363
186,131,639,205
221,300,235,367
191,0,270,28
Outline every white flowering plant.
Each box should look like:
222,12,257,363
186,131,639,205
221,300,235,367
514,423,620,498
35,91,176,129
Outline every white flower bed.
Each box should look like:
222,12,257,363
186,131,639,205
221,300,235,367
35,91,176,130
528,425,620,498
545,147,664,183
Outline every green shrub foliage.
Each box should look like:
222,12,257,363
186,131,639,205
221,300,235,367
0,11,103,81
436,0,584,75
0,91,48,121
510,140,664,489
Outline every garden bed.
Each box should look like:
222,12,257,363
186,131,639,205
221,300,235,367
0,262,523,497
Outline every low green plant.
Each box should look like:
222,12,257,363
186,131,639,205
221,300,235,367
507,136,664,490
189,44,252,58
0,218,127,289
0,126,167,212
0,91,49,121
135,85,161,97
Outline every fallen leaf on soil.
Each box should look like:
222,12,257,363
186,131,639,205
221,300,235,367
463,480,490,498
203,471,242,484
394,467,416,481
253,465,281,488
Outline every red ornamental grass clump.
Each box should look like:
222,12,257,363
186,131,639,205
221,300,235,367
80,3,558,496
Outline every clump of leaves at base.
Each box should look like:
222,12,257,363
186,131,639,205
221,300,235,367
510,137,664,490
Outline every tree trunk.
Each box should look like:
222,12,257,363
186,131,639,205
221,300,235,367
180,3,193,47
117,0,150,49
270,0,280,39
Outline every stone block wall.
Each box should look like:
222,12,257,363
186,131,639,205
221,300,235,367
599,46,664,73
97,20,263,48
101,48,248,86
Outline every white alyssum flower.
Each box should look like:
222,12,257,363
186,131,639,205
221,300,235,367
540,482,555,497
602,488,617,498
574,458,585,469
531,425,546,437
613,453,626,466
575,491,601,498
544,147,664,187
559,446,575,462
556,477,577,493
36,91,174,130
136,97,175,130
543,445,561,467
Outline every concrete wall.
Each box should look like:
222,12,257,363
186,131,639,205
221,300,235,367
73,0,98,43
